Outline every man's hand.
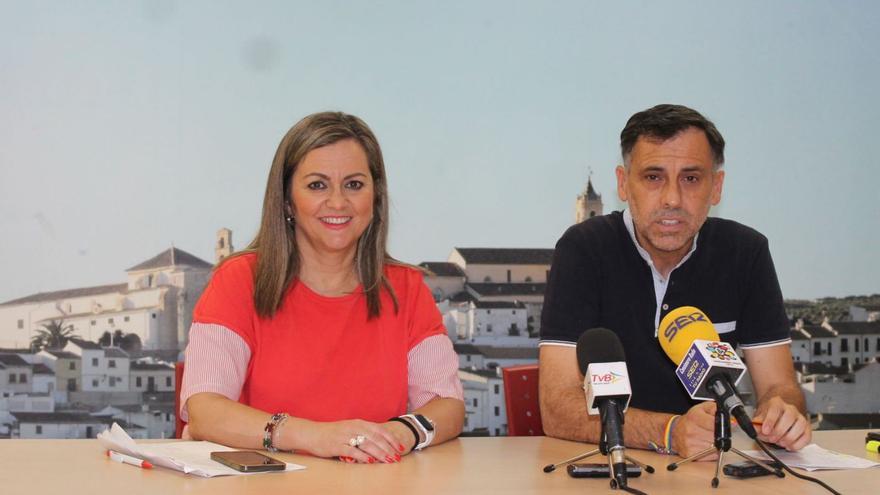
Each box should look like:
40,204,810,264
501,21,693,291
752,396,811,451
671,401,717,460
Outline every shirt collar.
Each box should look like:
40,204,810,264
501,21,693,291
622,209,699,276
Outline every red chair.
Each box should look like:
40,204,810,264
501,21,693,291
502,364,544,436
174,361,185,438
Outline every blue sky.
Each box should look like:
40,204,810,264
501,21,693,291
1,0,878,302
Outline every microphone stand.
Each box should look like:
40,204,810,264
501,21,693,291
543,426,656,490
666,397,783,488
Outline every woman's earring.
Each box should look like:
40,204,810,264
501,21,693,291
285,215,295,226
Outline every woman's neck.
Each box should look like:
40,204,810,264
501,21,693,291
296,241,359,297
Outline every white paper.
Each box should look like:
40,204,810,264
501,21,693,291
97,423,306,477
741,443,879,471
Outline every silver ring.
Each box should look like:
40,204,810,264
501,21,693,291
348,434,366,448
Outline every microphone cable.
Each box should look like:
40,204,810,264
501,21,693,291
754,439,841,495
618,484,649,495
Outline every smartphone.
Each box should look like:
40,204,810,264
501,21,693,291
566,463,642,478
210,451,286,472
722,460,783,478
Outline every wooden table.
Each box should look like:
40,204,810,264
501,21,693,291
0,430,875,494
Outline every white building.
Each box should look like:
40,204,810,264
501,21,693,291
452,300,534,347
130,361,175,393
799,361,880,414
31,363,55,394
36,349,81,395
850,304,880,322
459,369,508,436
0,246,213,351
419,262,466,302
12,412,113,439
448,248,553,285
790,321,880,367
423,247,553,339
0,354,33,395
64,340,130,392
93,403,174,439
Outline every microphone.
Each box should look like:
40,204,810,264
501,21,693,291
658,306,757,438
577,328,632,488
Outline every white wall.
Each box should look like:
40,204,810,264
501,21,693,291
802,363,880,413
17,421,107,439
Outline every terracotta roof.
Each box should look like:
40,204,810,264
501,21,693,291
0,354,30,367
32,363,54,374
42,350,79,359
68,338,102,350
11,412,114,424
831,321,880,335
0,283,127,306
126,247,212,272
454,248,554,265
130,362,174,371
104,347,129,358
475,346,538,360
467,283,546,297
419,262,465,277
472,300,526,309
800,325,837,339
448,291,477,303
815,413,880,429
453,344,482,355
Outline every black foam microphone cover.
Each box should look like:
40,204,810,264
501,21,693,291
576,327,626,375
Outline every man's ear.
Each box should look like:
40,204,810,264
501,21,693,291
615,165,628,202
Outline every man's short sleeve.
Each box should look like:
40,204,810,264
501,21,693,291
737,236,791,348
540,227,601,345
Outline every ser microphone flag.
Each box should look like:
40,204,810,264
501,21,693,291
658,306,746,401
658,306,756,438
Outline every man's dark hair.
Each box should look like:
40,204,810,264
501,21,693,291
620,104,725,168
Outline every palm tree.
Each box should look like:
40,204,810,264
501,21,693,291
30,320,79,351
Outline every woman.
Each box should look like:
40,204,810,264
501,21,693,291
180,112,464,464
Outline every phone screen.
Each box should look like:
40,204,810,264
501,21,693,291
210,451,286,472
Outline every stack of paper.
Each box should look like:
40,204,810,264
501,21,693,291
97,423,306,477
741,443,879,471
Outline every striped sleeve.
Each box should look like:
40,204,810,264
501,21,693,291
179,322,251,422
407,334,464,410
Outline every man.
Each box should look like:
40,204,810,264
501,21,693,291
539,104,810,458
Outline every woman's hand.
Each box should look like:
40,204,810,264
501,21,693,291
380,420,417,456
294,419,406,464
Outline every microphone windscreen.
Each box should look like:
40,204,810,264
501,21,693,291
576,328,626,375
658,306,720,365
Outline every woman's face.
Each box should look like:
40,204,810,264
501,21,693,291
288,138,375,259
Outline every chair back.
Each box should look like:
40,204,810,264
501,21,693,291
501,364,544,436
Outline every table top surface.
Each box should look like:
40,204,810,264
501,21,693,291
0,429,876,494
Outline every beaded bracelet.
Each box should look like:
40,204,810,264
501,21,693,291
263,413,289,452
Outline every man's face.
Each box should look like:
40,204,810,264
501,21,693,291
616,127,724,265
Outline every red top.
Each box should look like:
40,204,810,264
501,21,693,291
192,254,445,423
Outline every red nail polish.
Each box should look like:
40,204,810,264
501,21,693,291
398,443,405,452
385,456,393,463
368,457,375,464
394,453,401,461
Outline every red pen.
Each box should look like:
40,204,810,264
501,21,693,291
106,449,153,469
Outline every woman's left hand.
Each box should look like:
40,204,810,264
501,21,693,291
379,420,416,457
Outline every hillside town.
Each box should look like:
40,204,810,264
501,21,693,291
1,183,878,438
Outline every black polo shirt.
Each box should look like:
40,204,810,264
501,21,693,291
540,210,791,414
